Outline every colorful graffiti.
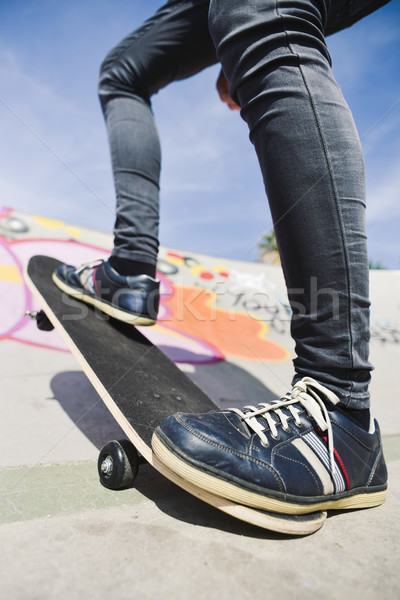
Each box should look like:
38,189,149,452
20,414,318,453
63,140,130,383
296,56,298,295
157,252,293,335
160,285,288,361
4,207,399,370
0,235,109,352
160,251,229,280
0,208,290,364
371,320,400,345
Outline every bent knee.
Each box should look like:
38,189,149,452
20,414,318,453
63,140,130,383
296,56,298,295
98,48,145,99
97,20,162,106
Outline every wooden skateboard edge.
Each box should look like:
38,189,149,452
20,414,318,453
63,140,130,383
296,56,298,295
24,256,327,536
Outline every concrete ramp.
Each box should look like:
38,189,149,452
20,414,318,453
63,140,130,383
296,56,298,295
1,205,399,432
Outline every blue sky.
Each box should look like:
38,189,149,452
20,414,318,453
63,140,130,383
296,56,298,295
1,1,399,267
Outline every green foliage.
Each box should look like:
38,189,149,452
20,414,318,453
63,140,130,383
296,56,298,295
259,230,277,252
369,259,387,270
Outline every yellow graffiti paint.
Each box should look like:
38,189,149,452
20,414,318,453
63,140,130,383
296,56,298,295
34,216,64,230
166,256,184,266
189,265,205,276
212,264,228,273
65,227,82,238
0,265,22,283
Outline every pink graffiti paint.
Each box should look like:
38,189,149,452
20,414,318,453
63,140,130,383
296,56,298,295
0,207,13,219
0,235,222,363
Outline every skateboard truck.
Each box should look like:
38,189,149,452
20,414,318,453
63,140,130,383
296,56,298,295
25,309,55,331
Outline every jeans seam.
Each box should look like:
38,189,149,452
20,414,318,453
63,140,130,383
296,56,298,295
274,0,355,396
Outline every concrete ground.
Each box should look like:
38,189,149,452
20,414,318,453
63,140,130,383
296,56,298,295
1,209,400,599
2,340,400,600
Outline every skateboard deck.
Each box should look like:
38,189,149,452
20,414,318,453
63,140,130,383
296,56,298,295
25,255,326,535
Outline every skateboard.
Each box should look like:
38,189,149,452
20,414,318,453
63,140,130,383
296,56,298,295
25,255,327,535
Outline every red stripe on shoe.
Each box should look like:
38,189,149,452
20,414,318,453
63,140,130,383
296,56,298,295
332,447,351,491
316,428,351,491
93,266,101,297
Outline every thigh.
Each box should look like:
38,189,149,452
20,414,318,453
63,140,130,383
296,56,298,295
100,0,217,99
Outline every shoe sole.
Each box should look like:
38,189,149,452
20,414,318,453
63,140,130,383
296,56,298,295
52,272,156,327
152,431,387,515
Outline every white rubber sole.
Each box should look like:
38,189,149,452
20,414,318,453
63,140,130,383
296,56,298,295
152,432,387,515
52,272,156,326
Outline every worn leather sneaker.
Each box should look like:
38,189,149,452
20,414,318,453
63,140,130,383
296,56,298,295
53,259,159,325
152,377,387,514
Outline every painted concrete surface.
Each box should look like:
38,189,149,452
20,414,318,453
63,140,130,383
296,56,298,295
1,206,400,599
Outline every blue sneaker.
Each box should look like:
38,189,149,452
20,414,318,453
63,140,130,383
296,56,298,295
53,259,159,325
152,377,387,514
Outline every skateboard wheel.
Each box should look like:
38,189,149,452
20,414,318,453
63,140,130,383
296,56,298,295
98,440,139,490
36,310,54,331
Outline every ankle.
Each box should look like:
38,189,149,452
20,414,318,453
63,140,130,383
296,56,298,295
109,256,156,278
336,406,371,431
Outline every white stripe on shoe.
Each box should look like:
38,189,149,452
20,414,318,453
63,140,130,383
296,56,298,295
302,431,346,493
292,438,334,495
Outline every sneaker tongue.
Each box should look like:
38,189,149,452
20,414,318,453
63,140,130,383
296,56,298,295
79,267,95,292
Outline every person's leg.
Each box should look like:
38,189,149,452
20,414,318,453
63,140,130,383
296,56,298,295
208,0,373,409
98,0,217,275
54,0,217,325
151,0,388,513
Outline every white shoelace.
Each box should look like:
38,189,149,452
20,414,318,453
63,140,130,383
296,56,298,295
74,259,104,292
74,258,104,275
229,377,340,474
